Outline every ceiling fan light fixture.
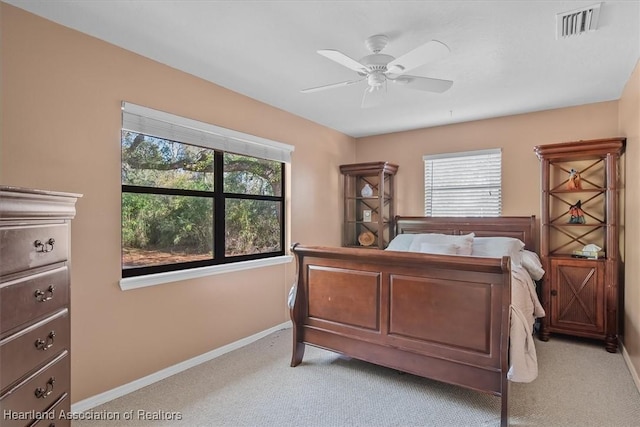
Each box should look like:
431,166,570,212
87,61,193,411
367,72,385,87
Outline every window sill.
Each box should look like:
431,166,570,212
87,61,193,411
119,255,294,291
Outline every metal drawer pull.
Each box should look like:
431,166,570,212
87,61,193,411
35,331,56,350
35,377,55,399
34,238,56,253
34,285,55,302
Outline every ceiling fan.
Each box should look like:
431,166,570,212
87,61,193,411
301,34,453,108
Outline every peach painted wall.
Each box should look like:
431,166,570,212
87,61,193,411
619,59,640,383
355,102,620,224
0,4,355,402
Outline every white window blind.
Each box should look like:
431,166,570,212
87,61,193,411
423,148,502,217
121,102,294,163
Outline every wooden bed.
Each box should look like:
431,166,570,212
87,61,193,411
288,216,537,427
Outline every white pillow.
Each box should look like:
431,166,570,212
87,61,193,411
408,233,474,255
419,242,459,255
385,234,415,251
521,250,545,280
472,236,525,266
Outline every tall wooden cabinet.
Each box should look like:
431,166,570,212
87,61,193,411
339,162,398,250
0,186,80,426
534,138,625,352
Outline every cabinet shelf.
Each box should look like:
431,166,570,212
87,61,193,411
549,223,606,227
346,220,390,224
547,188,605,194
535,137,625,353
346,196,392,200
549,254,607,261
340,162,398,250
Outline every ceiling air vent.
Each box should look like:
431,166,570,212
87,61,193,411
556,2,602,39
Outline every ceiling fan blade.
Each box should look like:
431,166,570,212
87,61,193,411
318,49,368,73
386,40,450,74
300,78,364,93
361,84,386,109
390,75,453,93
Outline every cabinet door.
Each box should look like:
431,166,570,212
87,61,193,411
550,258,604,335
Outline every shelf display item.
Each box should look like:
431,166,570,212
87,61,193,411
568,200,585,224
361,183,374,197
358,231,375,246
567,168,581,190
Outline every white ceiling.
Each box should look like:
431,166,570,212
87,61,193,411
5,0,640,138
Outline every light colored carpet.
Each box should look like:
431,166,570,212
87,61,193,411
73,329,640,427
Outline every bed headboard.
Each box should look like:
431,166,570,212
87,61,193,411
394,216,537,251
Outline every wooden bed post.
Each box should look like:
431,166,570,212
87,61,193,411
501,257,511,427
501,379,510,427
288,243,305,367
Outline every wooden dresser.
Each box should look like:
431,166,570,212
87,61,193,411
0,186,80,426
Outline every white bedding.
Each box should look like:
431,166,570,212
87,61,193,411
386,233,546,383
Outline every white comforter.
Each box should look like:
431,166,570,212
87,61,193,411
508,265,546,382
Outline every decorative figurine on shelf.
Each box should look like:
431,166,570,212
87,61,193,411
569,200,585,224
361,183,373,197
567,168,582,190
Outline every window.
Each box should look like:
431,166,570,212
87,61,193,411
121,103,293,278
423,148,502,217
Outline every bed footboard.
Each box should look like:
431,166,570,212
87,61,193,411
288,243,512,426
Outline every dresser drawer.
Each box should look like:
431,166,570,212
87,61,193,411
0,223,69,277
26,393,71,427
0,351,70,423
1,309,70,391
28,393,70,427
0,267,69,334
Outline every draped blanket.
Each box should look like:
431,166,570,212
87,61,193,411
508,265,546,382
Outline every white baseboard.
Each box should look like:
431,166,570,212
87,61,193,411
621,341,640,394
71,321,292,413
